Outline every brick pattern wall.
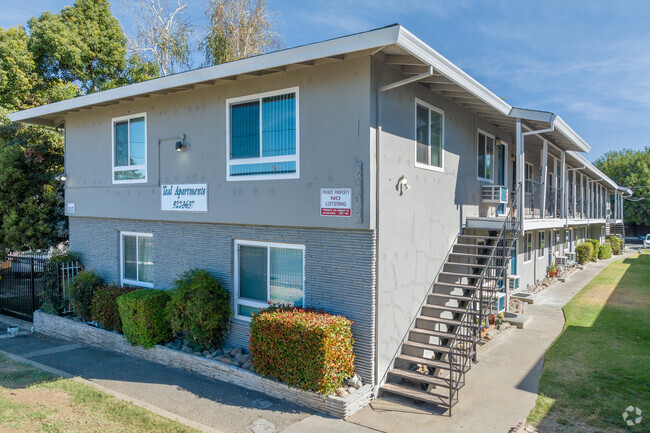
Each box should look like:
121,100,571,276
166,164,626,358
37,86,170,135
69,217,377,384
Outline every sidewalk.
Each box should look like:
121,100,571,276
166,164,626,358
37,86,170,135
0,250,634,433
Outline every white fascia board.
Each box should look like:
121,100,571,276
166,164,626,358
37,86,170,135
553,116,591,153
567,151,618,189
396,27,511,116
8,25,401,124
508,107,556,124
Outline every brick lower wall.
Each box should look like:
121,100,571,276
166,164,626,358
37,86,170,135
69,217,377,385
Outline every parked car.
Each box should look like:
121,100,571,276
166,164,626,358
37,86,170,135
644,234,650,248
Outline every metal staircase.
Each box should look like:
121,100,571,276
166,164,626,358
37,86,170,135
380,187,520,415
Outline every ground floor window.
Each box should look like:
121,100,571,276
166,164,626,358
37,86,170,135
538,231,545,256
120,232,153,287
234,240,304,320
525,233,533,262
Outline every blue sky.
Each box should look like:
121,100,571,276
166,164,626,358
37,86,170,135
1,0,648,162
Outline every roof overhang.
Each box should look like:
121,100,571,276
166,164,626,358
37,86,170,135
566,151,618,189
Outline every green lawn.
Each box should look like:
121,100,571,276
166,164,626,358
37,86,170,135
0,355,200,433
527,250,650,432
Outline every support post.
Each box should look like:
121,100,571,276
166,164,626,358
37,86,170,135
516,118,524,234
572,169,577,218
560,152,566,219
540,140,548,218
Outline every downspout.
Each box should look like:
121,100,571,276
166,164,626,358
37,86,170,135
374,66,433,393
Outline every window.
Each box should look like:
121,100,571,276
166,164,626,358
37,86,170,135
120,232,153,287
234,240,304,320
525,233,533,262
415,100,443,170
548,230,554,253
538,231,545,255
112,113,147,183
477,130,495,181
227,88,299,180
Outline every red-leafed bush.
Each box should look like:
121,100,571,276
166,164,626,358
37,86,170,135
91,284,137,333
249,306,355,395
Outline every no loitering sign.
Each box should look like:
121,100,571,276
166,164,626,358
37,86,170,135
320,188,351,217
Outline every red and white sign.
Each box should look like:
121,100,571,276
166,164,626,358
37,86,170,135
320,188,351,217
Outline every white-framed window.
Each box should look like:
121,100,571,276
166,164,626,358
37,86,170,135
226,87,299,181
477,130,495,182
415,99,444,171
538,231,545,256
525,162,534,194
524,232,533,262
112,113,147,183
120,232,153,288
234,240,305,321
548,230,554,253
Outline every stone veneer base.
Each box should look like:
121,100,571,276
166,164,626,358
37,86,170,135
33,311,373,418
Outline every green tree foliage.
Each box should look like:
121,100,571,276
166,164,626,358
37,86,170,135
202,0,281,66
0,0,157,254
595,148,650,227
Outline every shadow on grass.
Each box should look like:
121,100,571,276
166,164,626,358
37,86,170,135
0,354,60,389
528,252,650,432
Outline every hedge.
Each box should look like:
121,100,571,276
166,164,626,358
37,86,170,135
91,284,136,332
588,239,600,262
168,269,231,351
117,289,172,348
576,242,593,265
249,306,355,395
598,243,612,260
66,271,105,321
606,235,622,255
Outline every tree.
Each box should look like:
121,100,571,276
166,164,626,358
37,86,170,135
28,0,157,94
595,148,650,228
202,0,281,65
0,109,66,253
122,0,193,76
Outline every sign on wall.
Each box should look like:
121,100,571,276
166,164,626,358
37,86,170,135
161,183,208,212
320,188,351,217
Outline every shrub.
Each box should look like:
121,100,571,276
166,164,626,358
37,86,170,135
588,239,600,261
91,284,136,332
41,251,83,315
249,306,355,395
168,269,231,351
66,271,105,321
576,242,593,265
117,289,172,348
598,243,612,260
606,235,622,255
50,250,81,263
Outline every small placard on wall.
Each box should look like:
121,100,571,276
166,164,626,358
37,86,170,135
320,188,351,217
67,203,75,214
161,183,208,212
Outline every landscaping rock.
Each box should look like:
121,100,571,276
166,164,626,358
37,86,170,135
233,361,241,368
347,387,357,394
202,350,210,357
213,349,223,356
165,342,175,349
235,353,249,364
194,351,203,356
242,361,252,370
215,355,223,361
220,358,231,365
335,387,347,397
230,347,243,357
206,354,214,360
354,379,363,389
182,346,193,354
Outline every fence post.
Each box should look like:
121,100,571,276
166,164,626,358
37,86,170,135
30,257,37,312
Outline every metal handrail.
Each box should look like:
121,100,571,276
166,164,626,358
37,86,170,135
447,185,520,415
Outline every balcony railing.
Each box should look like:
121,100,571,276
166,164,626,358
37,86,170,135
545,185,560,218
524,180,543,219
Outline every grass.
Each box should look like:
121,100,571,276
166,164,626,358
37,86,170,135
0,354,200,433
527,250,650,432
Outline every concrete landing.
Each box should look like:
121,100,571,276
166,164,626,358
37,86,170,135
504,312,533,329
511,292,537,304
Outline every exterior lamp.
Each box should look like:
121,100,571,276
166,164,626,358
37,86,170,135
175,141,185,151
56,173,67,182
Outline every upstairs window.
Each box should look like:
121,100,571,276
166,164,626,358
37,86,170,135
227,88,299,180
477,130,495,181
415,100,444,170
113,113,147,183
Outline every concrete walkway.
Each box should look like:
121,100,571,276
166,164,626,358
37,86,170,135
0,249,635,433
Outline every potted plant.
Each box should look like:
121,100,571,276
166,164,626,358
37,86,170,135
548,262,558,278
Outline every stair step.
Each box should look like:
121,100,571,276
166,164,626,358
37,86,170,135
449,252,509,258
410,327,477,342
416,315,479,328
396,354,471,372
403,340,473,354
388,368,453,388
454,243,498,248
429,292,475,303
458,234,500,240
381,383,452,407
445,261,488,268
423,303,474,314
435,281,477,289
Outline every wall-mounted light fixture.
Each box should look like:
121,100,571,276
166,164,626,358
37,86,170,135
396,175,411,195
56,173,67,182
175,141,185,152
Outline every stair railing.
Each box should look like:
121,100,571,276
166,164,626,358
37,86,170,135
447,185,520,416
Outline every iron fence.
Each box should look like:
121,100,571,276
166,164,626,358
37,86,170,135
0,255,81,321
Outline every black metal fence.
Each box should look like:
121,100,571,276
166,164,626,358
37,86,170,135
0,255,81,321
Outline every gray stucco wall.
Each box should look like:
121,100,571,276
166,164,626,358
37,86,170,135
64,55,372,230
370,59,515,383
69,216,377,384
